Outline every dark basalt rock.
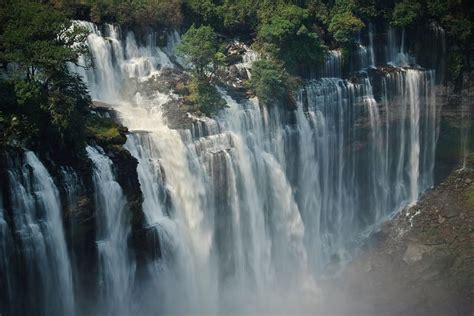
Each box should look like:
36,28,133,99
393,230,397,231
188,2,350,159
224,42,248,65
133,225,162,266
162,99,197,130
137,67,191,98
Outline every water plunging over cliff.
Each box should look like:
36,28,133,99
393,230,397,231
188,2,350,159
0,21,441,315
2,152,75,316
87,146,135,315
66,21,440,313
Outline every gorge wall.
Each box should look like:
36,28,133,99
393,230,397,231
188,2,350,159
0,20,470,315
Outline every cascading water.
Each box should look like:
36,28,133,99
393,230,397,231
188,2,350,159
0,191,14,313
2,152,75,316
295,68,438,270
368,23,376,68
62,22,438,314
86,146,134,315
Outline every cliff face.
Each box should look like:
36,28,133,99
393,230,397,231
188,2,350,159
327,169,474,316
1,19,472,315
435,71,474,181
320,71,474,316
0,110,148,314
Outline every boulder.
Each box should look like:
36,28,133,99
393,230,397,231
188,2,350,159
403,242,432,264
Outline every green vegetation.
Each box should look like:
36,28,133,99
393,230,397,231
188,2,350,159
391,1,421,28
176,25,226,116
0,0,91,155
447,51,465,82
257,4,326,74
0,3,89,79
1,0,473,152
176,25,222,80
329,11,365,46
248,60,294,107
465,183,474,206
185,77,226,116
185,0,258,34
53,0,183,28
85,114,127,145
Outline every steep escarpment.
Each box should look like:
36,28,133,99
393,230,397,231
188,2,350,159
436,71,474,180
330,169,474,315
0,113,146,315
1,0,473,315
324,71,474,316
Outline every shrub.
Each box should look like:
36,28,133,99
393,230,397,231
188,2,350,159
85,0,183,28
328,10,364,46
186,78,227,116
177,25,220,80
248,59,293,107
391,1,421,28
0,1,90,153
257,4,326,74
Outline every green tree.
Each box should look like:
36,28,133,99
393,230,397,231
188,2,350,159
328,10,365,46
257,4,326,74
0,0,91,154
217,0,259,33
177,25,226,116
186,77,226,116
391,1,421,28
248,59,294,107
177,25,221,80
0,1,89,81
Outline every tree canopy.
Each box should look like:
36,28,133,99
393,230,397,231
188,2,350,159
177,25,220,80
0,0,91,156
176,25,226,116
1,1,89,81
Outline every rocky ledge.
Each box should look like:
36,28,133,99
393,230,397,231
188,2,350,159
324,169,474,315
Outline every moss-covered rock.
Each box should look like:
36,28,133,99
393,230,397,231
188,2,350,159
84,114,127,146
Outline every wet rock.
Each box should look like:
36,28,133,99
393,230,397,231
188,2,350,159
225,42,247,65
336,169,474,315
135,67,191,99
438,215,446,224
403,242,432,264
162,99,196,130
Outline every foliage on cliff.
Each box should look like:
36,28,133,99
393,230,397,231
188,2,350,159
0,1,92,156
48,0,473,81
247,59,294,108
51,0,183,29
0,1,124,160
176,25,226,116
176,25,222,80
84,114,127,146
256,4,326,75
1,0,473,148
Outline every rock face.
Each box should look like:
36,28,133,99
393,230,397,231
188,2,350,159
325,169,474,316
402,242,432,264
435,71,474,182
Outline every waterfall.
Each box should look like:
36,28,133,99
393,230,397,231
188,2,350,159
125,129,214,315
387,27,413,66
64,21,441,314
86,146,134,315
321,50,342,78
0,191,14,314
296,68,438,270
5,152,75,315
368,23,376,67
